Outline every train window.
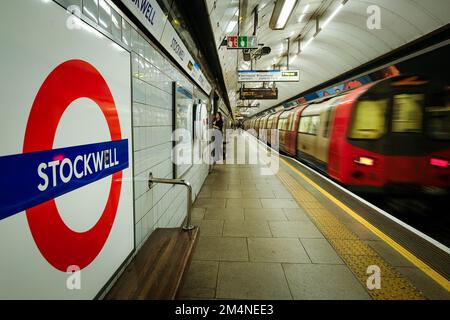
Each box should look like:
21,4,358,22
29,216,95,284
278,114,288,130
392,94,423,133
299,117,311,134
310,116,320,135
426,94,450,140
299,116,320,135
349,99,388,139
278,119,283,130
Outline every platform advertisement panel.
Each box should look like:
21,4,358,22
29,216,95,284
173,83,194,178
0,0,134,299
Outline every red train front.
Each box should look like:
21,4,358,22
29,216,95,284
330,75,450,195
249,75,450,195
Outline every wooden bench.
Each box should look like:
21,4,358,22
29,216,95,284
105,227,199,300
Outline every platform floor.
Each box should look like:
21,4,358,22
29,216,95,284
179,132,450,300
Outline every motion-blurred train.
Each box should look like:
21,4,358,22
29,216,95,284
245,75,450,194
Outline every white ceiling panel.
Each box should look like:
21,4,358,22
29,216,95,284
206,0,450,117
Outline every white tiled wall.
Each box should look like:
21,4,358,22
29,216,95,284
130,29,210,249
51,0,211,299
54,0,210,251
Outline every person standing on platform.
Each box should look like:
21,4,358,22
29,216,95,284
212,112,224,162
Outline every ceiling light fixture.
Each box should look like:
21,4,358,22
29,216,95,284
269,0,298,30
321,3,344,30
226,20,238,33
302,36,314,50
297,4,310,23
299,0,347,53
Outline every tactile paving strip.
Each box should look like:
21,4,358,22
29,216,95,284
277,171,426,300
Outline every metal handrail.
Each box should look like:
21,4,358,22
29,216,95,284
148,172,196,231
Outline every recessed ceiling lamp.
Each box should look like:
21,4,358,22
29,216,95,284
269,0,298,30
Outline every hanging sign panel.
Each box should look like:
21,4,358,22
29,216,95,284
0,0,134,299
227,35,258,49
238,70,300,82
240,88,279,100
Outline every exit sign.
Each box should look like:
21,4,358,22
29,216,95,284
227,35,258,49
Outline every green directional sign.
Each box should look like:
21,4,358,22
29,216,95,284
238,36,247,48
227,35,258,49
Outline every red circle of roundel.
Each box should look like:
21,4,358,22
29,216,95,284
23,60,123,272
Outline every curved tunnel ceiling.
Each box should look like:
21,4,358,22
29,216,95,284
206,0,450,117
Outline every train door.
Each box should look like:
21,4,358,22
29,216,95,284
278,112,289,152
283,111,294,155
385,91,426,187
266,115,274,145
424,90,450,189
297,115,318,162
316,103,336,166
288,107,304,156
272,112,283,148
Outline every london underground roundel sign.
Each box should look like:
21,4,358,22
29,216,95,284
23,60,125,271
0,58,132,272
0,0,133,299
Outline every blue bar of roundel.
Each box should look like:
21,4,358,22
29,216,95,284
0,139,129,221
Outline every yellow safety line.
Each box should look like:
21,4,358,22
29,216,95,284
279,157,450,292
278,171,425,299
